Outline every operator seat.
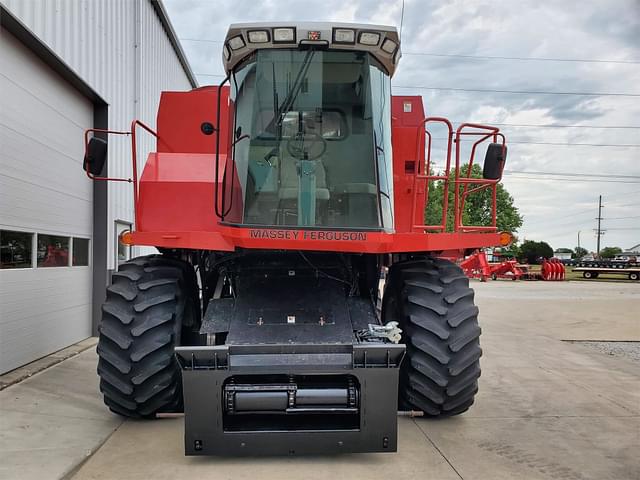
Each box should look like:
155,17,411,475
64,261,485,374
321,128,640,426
277,155,330,225
278,156,330,201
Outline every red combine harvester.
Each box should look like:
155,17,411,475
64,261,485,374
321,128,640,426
82,22,511,456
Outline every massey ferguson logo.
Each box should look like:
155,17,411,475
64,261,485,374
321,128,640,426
308,31,321,40
249,229,367,242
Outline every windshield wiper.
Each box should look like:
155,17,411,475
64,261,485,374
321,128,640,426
276,50,315,127
264,50,316,163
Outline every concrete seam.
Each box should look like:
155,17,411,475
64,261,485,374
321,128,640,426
0,340,98,391
61,419,126,480
413,419,464,480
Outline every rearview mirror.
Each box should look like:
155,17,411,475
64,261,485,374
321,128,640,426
483,143,507,180
83,137,107,176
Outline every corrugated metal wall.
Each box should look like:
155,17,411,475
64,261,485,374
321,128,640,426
0,30,94,373
4,0,195,269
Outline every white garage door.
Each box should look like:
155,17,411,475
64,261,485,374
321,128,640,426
0,29,94,374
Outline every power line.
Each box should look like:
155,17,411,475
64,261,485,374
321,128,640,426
431,137,640,148
428,163,640,182
501,140,640,147
182,38,223,44
401,51,640,65
504,170,640,179
524,210,599,227
452,121,640,130
507,176,640,184
179,38,640,65
607,202,639,208
604,215,640,220
393,85,640,98
399,0,405,41
192,77,640,130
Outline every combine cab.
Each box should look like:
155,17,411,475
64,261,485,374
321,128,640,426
83,22,511,455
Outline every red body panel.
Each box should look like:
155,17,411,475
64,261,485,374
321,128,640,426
157,86,231,154
116,87,505,255
391,96,426,233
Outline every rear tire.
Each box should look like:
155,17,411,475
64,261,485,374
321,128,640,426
97,255,200,418
383,257,482,417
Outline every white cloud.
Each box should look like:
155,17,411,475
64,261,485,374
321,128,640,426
164,0,640,252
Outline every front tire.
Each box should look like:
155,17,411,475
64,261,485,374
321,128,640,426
383,257,482,417
97,255,199,418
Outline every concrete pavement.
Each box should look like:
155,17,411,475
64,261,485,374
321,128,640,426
0,346,123,480
2,281,638,479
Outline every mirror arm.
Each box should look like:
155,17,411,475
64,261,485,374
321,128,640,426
83,128,132,182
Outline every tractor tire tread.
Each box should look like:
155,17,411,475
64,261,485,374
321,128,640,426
384,257,482,417
97,254,198,418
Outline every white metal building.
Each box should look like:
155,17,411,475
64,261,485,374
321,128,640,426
0,0,197,374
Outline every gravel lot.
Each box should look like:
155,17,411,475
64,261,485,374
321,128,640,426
568,341,640,363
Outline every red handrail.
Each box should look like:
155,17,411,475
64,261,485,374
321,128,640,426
410,120,506,234
130,120,158,228
83,120,158,229
411,117,453,232
453,124,505,232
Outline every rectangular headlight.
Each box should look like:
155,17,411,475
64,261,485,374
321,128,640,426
381,38,398,54
248,30,270,43
228,35,246,51
359,31,380,46
273,27,296,43
333,28,355,44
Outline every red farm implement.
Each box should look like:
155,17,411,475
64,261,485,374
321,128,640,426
459,250,523,281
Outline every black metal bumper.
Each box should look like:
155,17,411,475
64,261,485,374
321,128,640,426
176,343,404,455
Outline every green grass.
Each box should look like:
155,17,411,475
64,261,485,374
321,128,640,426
565,267,637,283
522,265,636,283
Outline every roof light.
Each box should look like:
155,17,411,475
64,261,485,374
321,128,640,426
333,28,355,44
227,35,246,51
381,38,398,54
223,45,231,60
358,31,380,46
247,30,269,43
273,27,296,43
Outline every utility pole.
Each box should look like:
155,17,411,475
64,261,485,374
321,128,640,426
577,230,581,250
595,195,604,257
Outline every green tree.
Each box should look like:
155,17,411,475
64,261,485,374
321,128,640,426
520,240,553,264
573,246,588,259
600,246,622,259
425,164,523,233
497,243,521,259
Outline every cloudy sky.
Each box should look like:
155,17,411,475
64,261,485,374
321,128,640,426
164,0,640,253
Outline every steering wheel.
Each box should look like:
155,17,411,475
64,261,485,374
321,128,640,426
286,132,327,160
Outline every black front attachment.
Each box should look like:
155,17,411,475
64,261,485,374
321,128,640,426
176,343,404,455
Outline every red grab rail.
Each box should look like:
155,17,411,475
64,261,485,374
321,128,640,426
411,120,506,234
83,120,158,228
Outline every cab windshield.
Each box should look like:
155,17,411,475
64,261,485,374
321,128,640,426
226,49,393,229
